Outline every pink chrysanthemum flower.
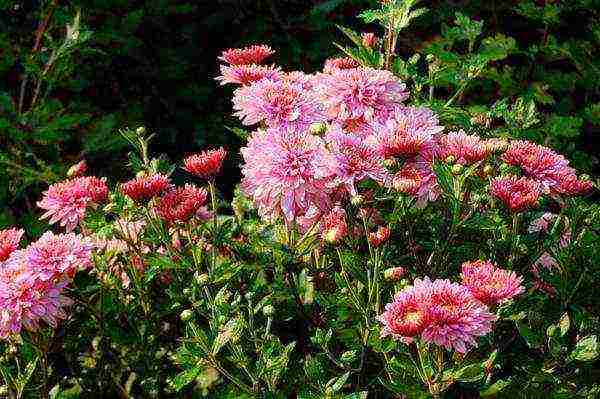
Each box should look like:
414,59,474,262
400,160,440,207
323,57,360,73
240,129,334,222
26,232,94,281
548,170,593,196
460,260,524,306
326,131,390,195
155,184,210,224
67,160,87,177
38,176,108,231
0,228,24,262
528,212,571,248
122,174,171,202
501,140,578,191
369,106,443,158
392,165,423,195
282,71,316,90
232,79,325,132
183,148,227,179
216,64,282,86
438,131,489,165
491,176,542,212
378,284,430,340
219,45,274,65
420,278,496,353
0,250,74,338
361,32,378,48
321,206,348,244
316,67,408,123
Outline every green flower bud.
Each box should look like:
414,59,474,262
262,304,275,316
350,195,364,207
483,164,494,176
136,126,146,135
180,309,193,322
445,155,456,164
194,272,209,286
451,164,464,175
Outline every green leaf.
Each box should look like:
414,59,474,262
453,363,484,383
480,378,511,397
558,313,570,337
569,335,598,363
168,364,203,392
212,318,244,355
326,371,350,393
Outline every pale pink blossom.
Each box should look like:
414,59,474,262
38,176,108,231
316,67,408,124
232,79,325,132
326,130,390,195
240,129,335,222
368,106,443,158
438,131,489,165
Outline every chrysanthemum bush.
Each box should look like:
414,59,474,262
2,2,600,398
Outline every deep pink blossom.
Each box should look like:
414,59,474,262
219,45,274,65
232,79,325,132
501,140,587,194
38,176,108,231
438,131,489,165
323,57,360,73
0,228,24,262
361,32,378,48
122,174,171,202
155,184,210,224
321,206,348,244
491,176,542,212
369,226,391,247
316,67,408,124
379,277,496,352
216,64,282,86
460,260,524,306
240,129,334,222
183,148,227,179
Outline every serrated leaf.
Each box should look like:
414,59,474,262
327,371,350,393
480,378,511,397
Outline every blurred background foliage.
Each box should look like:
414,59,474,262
1,0,599,233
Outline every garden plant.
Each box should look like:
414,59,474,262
1,1,600,398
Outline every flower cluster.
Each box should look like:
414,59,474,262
502,140,591,195
379,277,496,353
38,176,108,231
0,232,93,338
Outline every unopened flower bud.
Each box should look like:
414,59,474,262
361,32,378,48
384,267,405,281
262,304,275,316
136,126,146,135
369,226,391,248
483,164,494,176
351,195,364,207
309,122,327,136
194,272,209,286
67,160,87,177
180,309,193,322
445,155,456,164
580,174,590,181
451,164,464,175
